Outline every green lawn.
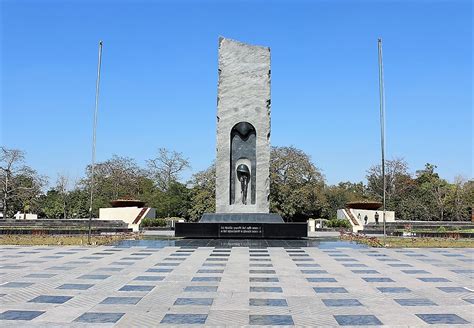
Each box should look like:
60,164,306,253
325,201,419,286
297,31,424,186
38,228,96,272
396,228,474,233
341,232,474,248
0,233,139,246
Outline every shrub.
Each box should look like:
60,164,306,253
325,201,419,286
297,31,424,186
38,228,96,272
140,218,167,228
437,226,447,233
326,218,351,229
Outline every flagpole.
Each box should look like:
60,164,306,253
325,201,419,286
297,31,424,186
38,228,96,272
88,40,103,245
377,38,387,240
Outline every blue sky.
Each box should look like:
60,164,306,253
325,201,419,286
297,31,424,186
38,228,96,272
1,0,472,186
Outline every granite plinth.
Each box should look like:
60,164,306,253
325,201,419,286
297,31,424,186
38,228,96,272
175,213,306,239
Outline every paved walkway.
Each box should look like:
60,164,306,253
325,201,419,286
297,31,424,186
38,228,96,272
0,244,473,327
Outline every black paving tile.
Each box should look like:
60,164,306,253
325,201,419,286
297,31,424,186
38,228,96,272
111,261,134,266
146,268,173,273
314,287,348,293
95,267,123,272
322,299,362,307
119,285,155,292
192,277,221,282
1,282,33,288
156,262,181,267
174,298,213,306
249,314,294,325
29,295,73,304
249,277,279,283
437,287,472,293
0,310,44,321
249,298,288,306
394,298,437,306
250,286,283,293
134,276,165,281
184,286,218,292
307,277,337,282
401,270,430,274
250,258,271,262
161,314,208,324
24,273,56,278
74,312,124,323
77,274,110,280
249,270,276,274
57,283,93,290
342,263,367,267
417,277,450,282
377,287,411,293
351,270,379,274
206,258,228,261
101,297,142,305
334,315,382,326
416,313,469,325
362,277,394,282
197,269,224,274
301,270,328,274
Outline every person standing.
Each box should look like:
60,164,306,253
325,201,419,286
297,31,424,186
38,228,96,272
364,215,368,225
375,212,379,225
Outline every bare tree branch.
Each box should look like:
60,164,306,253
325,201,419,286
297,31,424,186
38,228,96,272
147,148,191,191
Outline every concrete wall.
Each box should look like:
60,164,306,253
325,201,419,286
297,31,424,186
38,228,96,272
14,213,38,220
337,208,395,232
99,207,155,232
215,37,271,214
307,219,315,232
351,209,395,224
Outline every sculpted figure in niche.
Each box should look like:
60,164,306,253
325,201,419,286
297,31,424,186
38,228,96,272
237,164,250,205
230,122,256,205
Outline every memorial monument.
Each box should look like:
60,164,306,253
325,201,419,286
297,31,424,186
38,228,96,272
215,37,271,214
176,37,307,238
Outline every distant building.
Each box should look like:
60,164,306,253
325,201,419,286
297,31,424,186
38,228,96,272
99,199,155,232
14,212,38,220
337,201,395,232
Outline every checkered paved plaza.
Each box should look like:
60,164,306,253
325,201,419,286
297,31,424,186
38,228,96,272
0,241,473,327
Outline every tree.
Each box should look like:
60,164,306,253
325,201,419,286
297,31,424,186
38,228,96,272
37,174,72,219
445,176,470,221
90,155,144,199
324,181,368,218
38,189,63,219
147,148,190,191
462,180,474,220
81,155,146,216
66,184,90,219
188,164,216,221
270,146,326,221
56,174,69,219
158,181,191,218
416,163,451,220
0,147,46,218
366,158,412,204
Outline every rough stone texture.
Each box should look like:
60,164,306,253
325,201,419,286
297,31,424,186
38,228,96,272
216,37,271,213
200,213,283,223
